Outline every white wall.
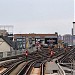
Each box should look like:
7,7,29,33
0,38,10,52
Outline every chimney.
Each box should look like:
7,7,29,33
73,22,75,35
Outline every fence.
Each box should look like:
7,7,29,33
0,50,25,58
0,47,37,58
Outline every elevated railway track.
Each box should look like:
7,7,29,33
58,48,75,63
0,47,68,75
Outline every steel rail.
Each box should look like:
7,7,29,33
58,48,75,63
1,60,24,75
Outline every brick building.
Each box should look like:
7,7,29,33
14,33,58,49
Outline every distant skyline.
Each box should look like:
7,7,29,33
0,0,74,35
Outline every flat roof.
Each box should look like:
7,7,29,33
14,34,57,37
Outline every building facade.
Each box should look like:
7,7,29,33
58,35,63,41
14,33,58,50
63,34,72,46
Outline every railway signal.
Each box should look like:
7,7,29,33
50,50,55,57
25,50,28,61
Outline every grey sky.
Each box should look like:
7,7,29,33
0,0,74,35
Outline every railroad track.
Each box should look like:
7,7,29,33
1,60,25,75
0,50,42,74
58,48,75,63
0,47,68,75
0,48,48,75
57,48,75,70
16,59,46,75
0,50,44,74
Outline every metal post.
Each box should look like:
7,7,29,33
71,63,73,75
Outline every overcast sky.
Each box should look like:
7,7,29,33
0,0,74,35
